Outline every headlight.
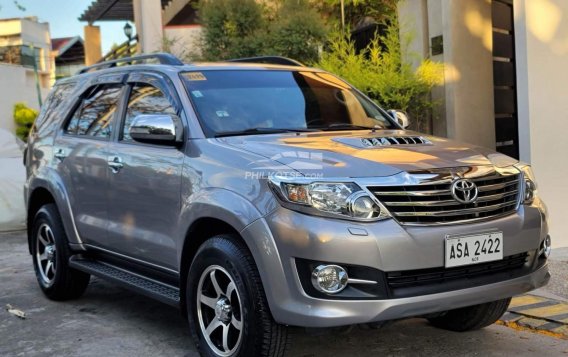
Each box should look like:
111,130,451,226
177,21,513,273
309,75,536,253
516,163,537,205
269,177,390,221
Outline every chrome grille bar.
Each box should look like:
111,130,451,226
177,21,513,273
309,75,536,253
392,201,518,217
369,172,521,225
384,191,518,207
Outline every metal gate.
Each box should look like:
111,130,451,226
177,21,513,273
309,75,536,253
492,0,519,158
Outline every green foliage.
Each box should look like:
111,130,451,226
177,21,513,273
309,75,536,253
266,0,328,63
198,0,265,60
13,102,38,141
314,0,398,27
199,0,327,63
316,22,443,132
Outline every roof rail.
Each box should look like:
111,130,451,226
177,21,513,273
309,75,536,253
79,53,184,74
227,56,304,67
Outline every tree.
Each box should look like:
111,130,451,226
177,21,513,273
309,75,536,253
315,21,443,132
198,0,265,60
265,0,327,63
313,0,398,29
198,0,327,63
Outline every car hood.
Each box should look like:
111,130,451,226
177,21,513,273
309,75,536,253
218,130,518,177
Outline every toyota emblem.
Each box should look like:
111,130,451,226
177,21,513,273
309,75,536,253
451,179,478,204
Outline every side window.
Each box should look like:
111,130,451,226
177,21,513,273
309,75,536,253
65,84,123,139
121,83,177,142
35,82,75,130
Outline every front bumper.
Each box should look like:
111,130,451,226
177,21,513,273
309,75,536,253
241,204,549,327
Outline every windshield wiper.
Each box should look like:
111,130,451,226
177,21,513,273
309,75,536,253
317,123,383,131
214,127,315,138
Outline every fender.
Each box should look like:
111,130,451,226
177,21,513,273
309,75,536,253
177,186,279,265
27,167,86,250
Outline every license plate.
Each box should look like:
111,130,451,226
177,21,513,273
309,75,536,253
445,232,503,268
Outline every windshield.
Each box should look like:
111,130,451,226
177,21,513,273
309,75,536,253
180,70,396,137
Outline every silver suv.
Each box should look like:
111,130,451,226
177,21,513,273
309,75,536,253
25,53,551,357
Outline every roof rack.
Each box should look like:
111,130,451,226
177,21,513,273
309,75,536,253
227,56,304,67
79,53,184,74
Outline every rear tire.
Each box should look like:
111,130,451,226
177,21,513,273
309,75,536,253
187,235,288,357
31,203,90,300
427,298,511,331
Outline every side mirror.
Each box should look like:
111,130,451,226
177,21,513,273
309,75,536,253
130,114,183,146
388,110,410,129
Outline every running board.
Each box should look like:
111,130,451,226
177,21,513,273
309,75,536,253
69,257,180,307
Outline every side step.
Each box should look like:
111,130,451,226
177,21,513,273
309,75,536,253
69,257,180,307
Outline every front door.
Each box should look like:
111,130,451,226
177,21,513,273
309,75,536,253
105,72,185,270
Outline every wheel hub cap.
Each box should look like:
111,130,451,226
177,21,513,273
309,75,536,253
45,245,55,261
215,297,232,323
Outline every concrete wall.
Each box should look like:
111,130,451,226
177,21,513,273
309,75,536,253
164,25,202,60
514,0,568,248
398,0,496,149
0,63,49,133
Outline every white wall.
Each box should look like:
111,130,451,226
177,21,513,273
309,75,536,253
0,18,55,85
0,63,48,133
515,0,568,248
164,26,202,60
398,0,496,148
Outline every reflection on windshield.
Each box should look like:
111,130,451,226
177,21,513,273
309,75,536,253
181,70,395,137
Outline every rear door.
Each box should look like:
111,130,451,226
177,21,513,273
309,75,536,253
53,78,125,244
105,72,185,270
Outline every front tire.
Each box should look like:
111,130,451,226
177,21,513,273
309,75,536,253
31,204,90,300
187,235,288,357
428,298,511,331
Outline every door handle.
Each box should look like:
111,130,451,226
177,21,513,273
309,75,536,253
107,156,124,173
54,148,66,161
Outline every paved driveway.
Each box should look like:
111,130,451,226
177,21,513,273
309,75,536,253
1,231,567,356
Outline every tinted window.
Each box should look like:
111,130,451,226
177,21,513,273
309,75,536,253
65,84,123,138
36,82,76,130
121,83,176,141
181,70,395,137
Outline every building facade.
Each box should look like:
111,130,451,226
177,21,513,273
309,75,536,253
398,0,568,247
0,17,54,133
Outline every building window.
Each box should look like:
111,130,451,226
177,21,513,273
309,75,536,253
0,45,41,69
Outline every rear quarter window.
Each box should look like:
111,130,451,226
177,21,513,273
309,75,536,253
35,82,76,133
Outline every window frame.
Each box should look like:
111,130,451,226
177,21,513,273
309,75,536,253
113,71,184,148
61,82,127,142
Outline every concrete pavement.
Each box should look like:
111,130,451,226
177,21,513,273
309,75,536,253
1,231,567,356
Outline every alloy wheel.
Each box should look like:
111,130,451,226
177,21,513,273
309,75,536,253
36,223,57,286
197,265,243,356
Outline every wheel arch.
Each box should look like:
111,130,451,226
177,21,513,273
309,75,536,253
27,186,56,254
26,174,83,254
179,216,247,316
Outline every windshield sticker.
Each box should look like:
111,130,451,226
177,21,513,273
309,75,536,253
216,110,230,118
186,72,207,81
191,90,204,98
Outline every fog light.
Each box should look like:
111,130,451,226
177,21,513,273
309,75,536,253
542,235,552,258
311,265,348,294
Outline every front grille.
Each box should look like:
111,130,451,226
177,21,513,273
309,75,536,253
369,173,520,225
386,253,529,289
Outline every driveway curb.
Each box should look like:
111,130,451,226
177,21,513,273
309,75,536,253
498,294,568,339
